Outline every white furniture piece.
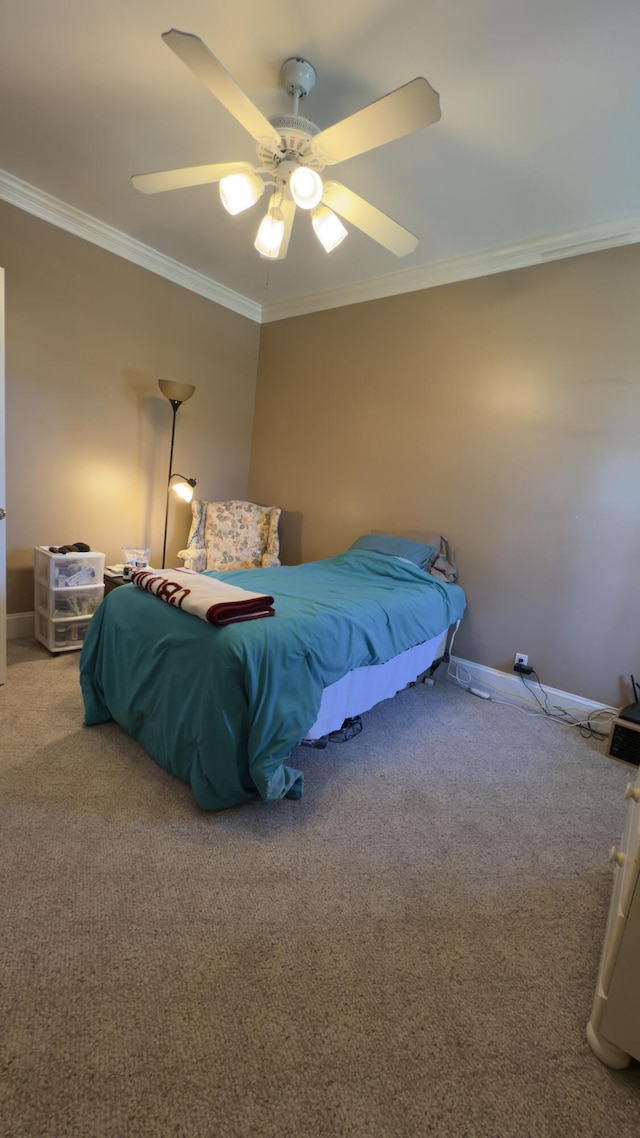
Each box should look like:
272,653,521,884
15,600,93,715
587,759,640,1068
34,546,105,653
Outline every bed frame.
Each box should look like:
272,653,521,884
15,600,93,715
305,621,459,740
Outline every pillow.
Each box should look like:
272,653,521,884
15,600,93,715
372,529,458,582
350,533,439,569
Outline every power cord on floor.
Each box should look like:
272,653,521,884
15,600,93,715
329,716,363,742
301,716,363,749
516,669,612,740
447,658,617,740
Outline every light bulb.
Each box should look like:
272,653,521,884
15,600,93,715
169,476,196,502
254,209,285,259
219,173,264,216
311,204,348,253
172,481,194,502
289,166,323,210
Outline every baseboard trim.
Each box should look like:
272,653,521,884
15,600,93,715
7,611,35,640
450,655,617,728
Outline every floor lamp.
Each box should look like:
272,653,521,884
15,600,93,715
158,379,197,569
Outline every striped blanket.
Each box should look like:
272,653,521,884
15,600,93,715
130,567,274,626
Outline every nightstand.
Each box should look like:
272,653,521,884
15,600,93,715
104,574,128,596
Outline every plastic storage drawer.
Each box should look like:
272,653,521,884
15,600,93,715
34,546,106,654
35,581,105,619
36,612,92,652
34,547,105,589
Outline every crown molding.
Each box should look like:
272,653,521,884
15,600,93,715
260,214,640,323
2,167,639,327
0,169,262,324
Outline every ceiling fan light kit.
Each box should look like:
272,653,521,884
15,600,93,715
132,30,441,263
254,199,286,259
288,165,323,210
219,171,264,215
311,204,348,253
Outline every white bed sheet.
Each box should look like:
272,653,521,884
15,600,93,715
305,627,451,740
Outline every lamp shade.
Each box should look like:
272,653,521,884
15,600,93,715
219,173,264,215
311,204,348,253
289,166,323,210
170,475,197,502
254,209,285,259
158,379,195,404
288,165,321,209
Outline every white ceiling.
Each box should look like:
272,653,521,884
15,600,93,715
1,0,639,321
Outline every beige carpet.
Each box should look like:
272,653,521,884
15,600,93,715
1,637,639,1137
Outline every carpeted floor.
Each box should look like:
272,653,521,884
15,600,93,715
1,637,639,1137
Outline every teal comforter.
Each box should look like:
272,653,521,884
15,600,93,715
80,551,466,810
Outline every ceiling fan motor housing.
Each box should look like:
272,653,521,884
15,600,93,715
254,57,326,173
257,114,325,173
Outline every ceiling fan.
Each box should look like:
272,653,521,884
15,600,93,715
131,30,441,261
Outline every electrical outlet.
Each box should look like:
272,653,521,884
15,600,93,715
514,652,528,667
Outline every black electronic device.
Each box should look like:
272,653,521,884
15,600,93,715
618,673,640,724
606,673,640,765
608,717,640,767
620,703,640,725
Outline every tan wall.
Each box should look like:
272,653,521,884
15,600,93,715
249,246,640,707
3,199,638,707
1,201,260,613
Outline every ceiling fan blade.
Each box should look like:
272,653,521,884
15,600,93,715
275,199,296,260
162,29,282,151
131,161,255,195
312,77,440,166
322,181,418,257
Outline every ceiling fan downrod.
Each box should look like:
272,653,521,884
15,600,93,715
280,57,317,116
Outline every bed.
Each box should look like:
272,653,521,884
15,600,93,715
80,534,466,810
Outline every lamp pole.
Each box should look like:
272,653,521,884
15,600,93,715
158,379,196,569
161,398,181,570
